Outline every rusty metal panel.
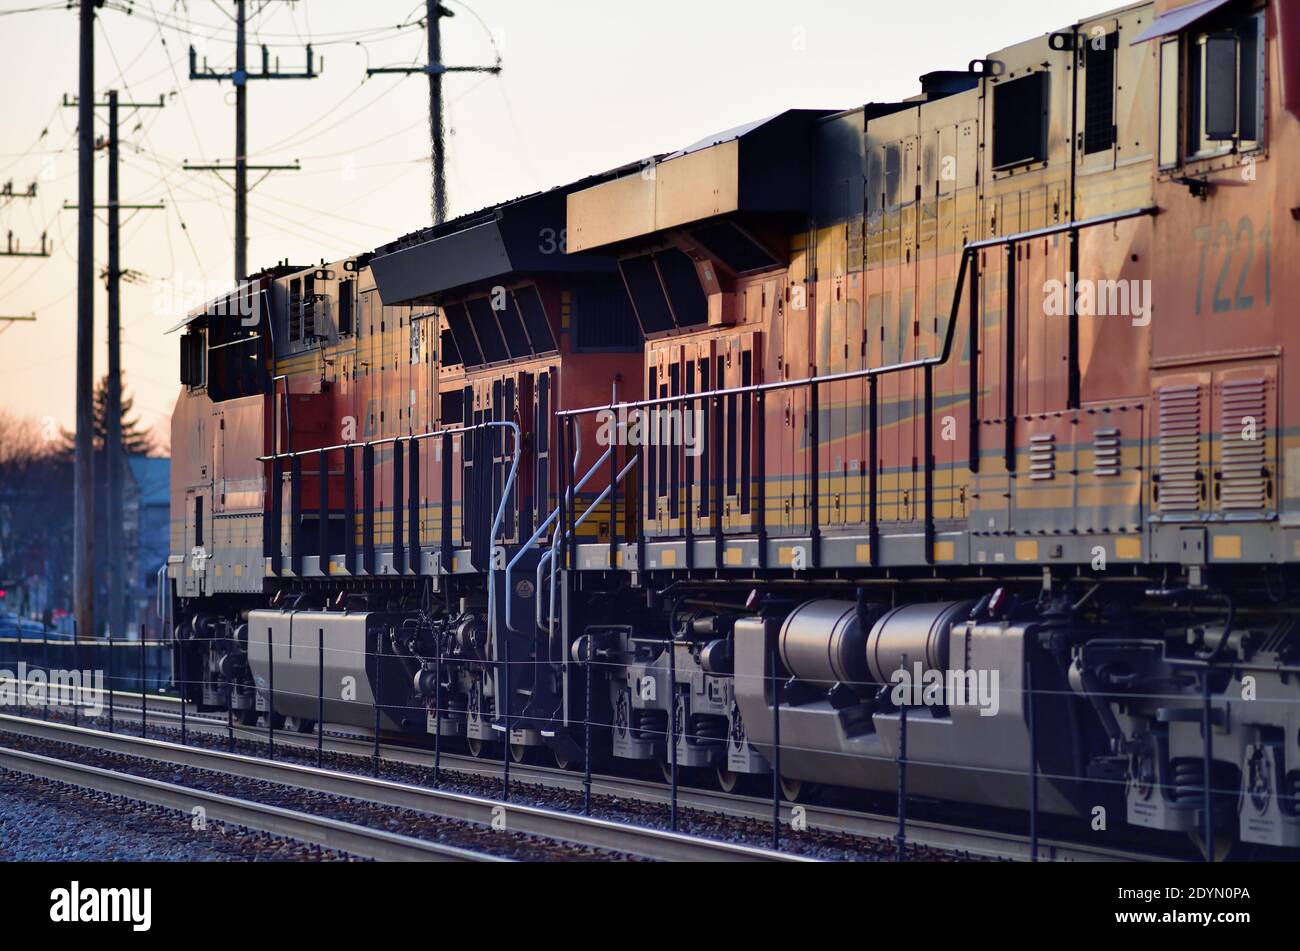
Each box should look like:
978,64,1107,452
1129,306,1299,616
655,139,741,231
567,172,656,253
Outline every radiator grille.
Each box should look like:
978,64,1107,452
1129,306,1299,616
1092,427,1121,477
1157,384,1203,513
1218,377,1268,511
1029,433,1056,481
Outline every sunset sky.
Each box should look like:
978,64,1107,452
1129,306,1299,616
0,0,1099,443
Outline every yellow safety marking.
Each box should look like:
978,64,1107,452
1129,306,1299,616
1114,537,1141,560
933,540,955,562
1212,535,1242,560
1015,540,1039,562
855,543,871,564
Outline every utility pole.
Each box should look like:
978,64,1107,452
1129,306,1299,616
63,90,166,641
187,0,318,282
366,0,501,225
0,232,50,258
0,180,39,202
75,0,95,643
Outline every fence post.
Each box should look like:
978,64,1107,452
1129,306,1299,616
501,635,510,802
583,637,593,816
896,693,908,862
770,639,782,851
1202,667,1214,862
317,627,325,769
139,636,146,736
1027,657,1038,862
71,638,80,727
179,636,187,746
16,626,23,716
668,628,678,833
106,629,113,731
433,630,442,784
267,625,275,761
373,630,382,777
14,623,21,711
42,635,49,720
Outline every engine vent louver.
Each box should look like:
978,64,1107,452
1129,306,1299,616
1218,377,1268,512
1028,433,1056,481
1092,427,1121,476
1157,384,1204,514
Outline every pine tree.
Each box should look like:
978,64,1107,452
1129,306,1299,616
60,374,155,455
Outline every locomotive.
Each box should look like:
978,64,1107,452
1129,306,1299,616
168,0,1300,856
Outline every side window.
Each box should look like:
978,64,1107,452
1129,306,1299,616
1083,34,1117,155
194,495,204,548
992,72,1049,169
288,278,302,342
1185,10,1265,159
180,331,206,388
1159,39,1180,168
337,279,353,336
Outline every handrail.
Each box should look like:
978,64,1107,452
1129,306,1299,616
550,204,1157,567
555,205,1158,420
504,445,613,635
537,454,640,640
258,420,522,646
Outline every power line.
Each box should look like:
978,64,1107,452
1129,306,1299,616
186,0,320,281
365,0,500,224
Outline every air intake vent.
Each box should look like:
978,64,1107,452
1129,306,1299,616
1092,428,1120,476
1157,384,1204,513
1218,377,1268,511
1028,433,1056,481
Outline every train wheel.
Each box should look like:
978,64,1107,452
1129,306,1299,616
237,707,259,727
467,737,499,759
510,741,542,765
658,759,705,786
779,775,806,802
715,768,763,796
552,746,581,771
283,716,316,734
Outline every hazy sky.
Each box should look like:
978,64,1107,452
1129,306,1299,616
0,0,1100,441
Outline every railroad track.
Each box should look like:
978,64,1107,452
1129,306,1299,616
0,741,498,862
22,683,1161,862
0,712,809,862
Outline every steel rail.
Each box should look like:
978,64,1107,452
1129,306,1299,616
0,713,807,862
0,740,500,862
22,691,1158,863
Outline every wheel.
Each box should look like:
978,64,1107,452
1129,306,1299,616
716,768,764,796
467,736,499,759
510,741,541,764
552,745,582,771
779,774,806,802
658,758,705,786
237,706,259,726
283,716,316,734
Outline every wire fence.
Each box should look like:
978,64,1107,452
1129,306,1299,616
0,624,1273,862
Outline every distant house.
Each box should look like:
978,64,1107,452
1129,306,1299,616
126,455,171,638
